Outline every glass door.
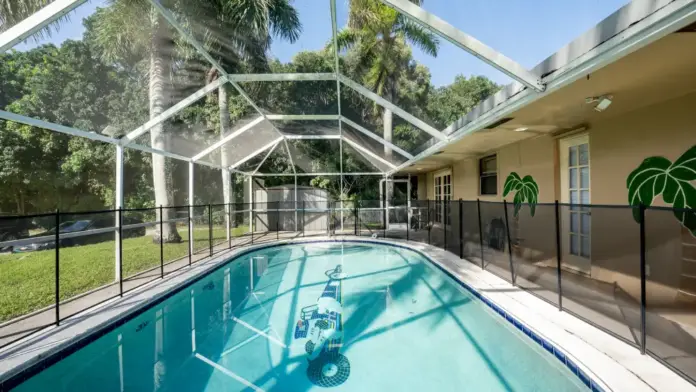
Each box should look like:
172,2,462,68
560,135,591,275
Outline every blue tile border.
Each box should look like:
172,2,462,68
0,239,605,392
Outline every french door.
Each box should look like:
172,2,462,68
434,171,451,225
560,134,591,275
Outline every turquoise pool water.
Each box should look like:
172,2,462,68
12,242,589,391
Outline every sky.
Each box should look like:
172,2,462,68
14,0,629,87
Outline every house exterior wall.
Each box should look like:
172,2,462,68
421,90,696,306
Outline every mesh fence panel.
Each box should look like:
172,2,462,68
429,200,444,249
231,203,252,248
58,211,119,319
191,206,211,257
0,214,57,347
461,201,483,266
559,204,641,347
357,200,384,238
121,208,159,292
445,201,461,256
409,200,430,245
508,203,560,307
645,206,696,381
162,206,191,274
479,201,512,283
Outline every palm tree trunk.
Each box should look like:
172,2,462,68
383,90,394,205
149,9,180,243
219,85,231,204
219,84,233,235
383,107,393,161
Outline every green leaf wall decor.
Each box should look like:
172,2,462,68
503,172,539,217
626,145,696,236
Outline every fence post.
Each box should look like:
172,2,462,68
503,200,515,285
444,201,448,251
159,205,164,278
427,199,431,245
251,203,255,244
277,202,280,241
302,201,305,237
459,199,463,259
477,199,484,270
354,203,358,236
383,202,387,239
639,203,647,354
187,205,192,266
208,204,213,257
228,203,232,249
406,205,410,241
118,208,123,296
55,209,60,325
554,201,562,310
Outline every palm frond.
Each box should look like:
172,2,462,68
333,28,359,52
268,0,302,43
0,0,73,46
399,19,439,57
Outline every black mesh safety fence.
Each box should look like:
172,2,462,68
506,202,560,308
0,213,57,348
356,200,385,238
3,198,696,387
644,206,696,381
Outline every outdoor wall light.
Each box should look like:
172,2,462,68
586,95,613,112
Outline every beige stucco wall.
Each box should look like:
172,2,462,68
587,91,696,304
421,90,696,305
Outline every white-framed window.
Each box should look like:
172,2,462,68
479,154,497,195
434,170,452,225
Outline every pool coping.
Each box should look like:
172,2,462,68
0,237,692,391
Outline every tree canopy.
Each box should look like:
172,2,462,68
0,1,499,215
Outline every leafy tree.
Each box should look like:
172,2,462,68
0,41,124,213
335,0,439,161
427,75,500,129
190,0,301,207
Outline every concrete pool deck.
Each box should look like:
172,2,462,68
0,236,693,391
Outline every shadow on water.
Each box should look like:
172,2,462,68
14,243,513,391
391,251,517,391
246,246,472,392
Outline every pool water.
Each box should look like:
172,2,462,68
13,242,589,391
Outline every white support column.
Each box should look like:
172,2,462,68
294,175,298,232
331,0,344,234
114,145,124,283
385,176,390,231
407,174,412,232
248,176,253,234
224,169,231,244
188,162,195,256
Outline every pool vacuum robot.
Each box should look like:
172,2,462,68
294,265,350,387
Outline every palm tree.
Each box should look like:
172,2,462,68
194,0,301,206
94,0,300,241
90,0,185,242
335,0,439,161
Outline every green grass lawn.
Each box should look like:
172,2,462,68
0,225,248,322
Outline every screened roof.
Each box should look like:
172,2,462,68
0,0,631,178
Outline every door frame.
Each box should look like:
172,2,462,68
433,169,452,227
559,133,591,275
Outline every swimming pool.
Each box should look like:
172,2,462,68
8,242,592,391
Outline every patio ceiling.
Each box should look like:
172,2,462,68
398,0,696,174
